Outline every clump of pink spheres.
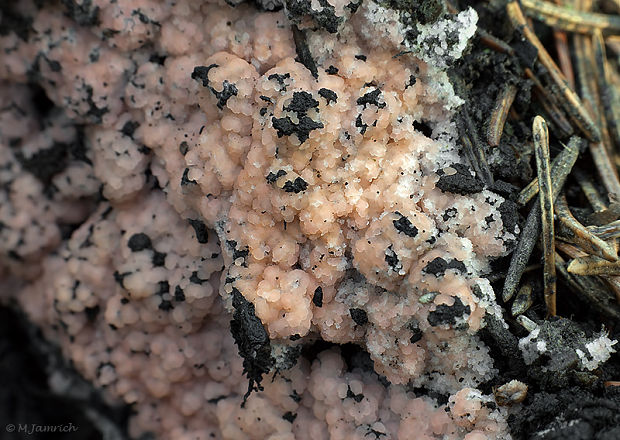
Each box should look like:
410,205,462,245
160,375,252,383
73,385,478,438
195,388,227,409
0,0,519,438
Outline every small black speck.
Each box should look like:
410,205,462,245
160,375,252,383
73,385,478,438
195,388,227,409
350,308,368,326
392,212,418,237
282,177,308,193
179,141,189,155
357,88,385,109
283,411,297,423
127,233,152,252
410,327,423,343
121,120,140,139
152,251,166,267
181,168,197,186
188,219,209,243
159,300,174,311
266,170,287,184
318,88,337,104
325,65,338,75
174,286,186,301
312,286,323,307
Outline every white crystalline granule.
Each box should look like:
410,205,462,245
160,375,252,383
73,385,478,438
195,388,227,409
519,328,544,365
536,340,548,354
577,334,617,371
360,1,408,49
411,8,479,70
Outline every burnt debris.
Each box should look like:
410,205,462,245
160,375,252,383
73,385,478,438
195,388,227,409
230,287,274,406
273,90,324,143
436,163,484,195
393,212,419,237
423,257,467,277
191,64,238,109
427,297,470,327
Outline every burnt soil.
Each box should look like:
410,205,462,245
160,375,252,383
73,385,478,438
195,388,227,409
451,0,620,438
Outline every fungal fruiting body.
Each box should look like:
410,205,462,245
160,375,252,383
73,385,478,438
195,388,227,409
0,0,525,438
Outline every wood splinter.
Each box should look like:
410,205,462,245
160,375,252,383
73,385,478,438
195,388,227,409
488,83,518,147
568,255,620,276
555,194,618,261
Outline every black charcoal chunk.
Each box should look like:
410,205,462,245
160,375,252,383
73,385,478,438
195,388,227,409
286,0,342,34
312,286,323,307
127,233,152,252
174,286,186,302
292,25,318,78
213,80,238,109
427,297,470,326
410,327,423,343
282,177,308,193
267,73,291,89
349,308,368,326
346,387,364,402
498,199,519,232
384,245,401,271
285,91,318,115
188,219,209,244
393,212,418,237
318,88,337,104
190,271,207,284
121,120,140,139
325,65,338,75
272,115,323,143
191,64,218,87
357,89,385,109
230,287,273,406
436,163,483,195
413,119,433,137
15,142,69,184
283,411,297,423
266,170,287,183
423,257,466,277
152,251,166,267
181,168,197,186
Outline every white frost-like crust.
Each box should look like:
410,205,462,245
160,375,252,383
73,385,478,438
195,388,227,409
409,8,479,70
578,334,617,371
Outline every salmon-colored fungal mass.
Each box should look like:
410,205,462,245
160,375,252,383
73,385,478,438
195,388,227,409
0,0,520,438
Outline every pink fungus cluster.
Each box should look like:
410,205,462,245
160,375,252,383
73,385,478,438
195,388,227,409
0,0,520,439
